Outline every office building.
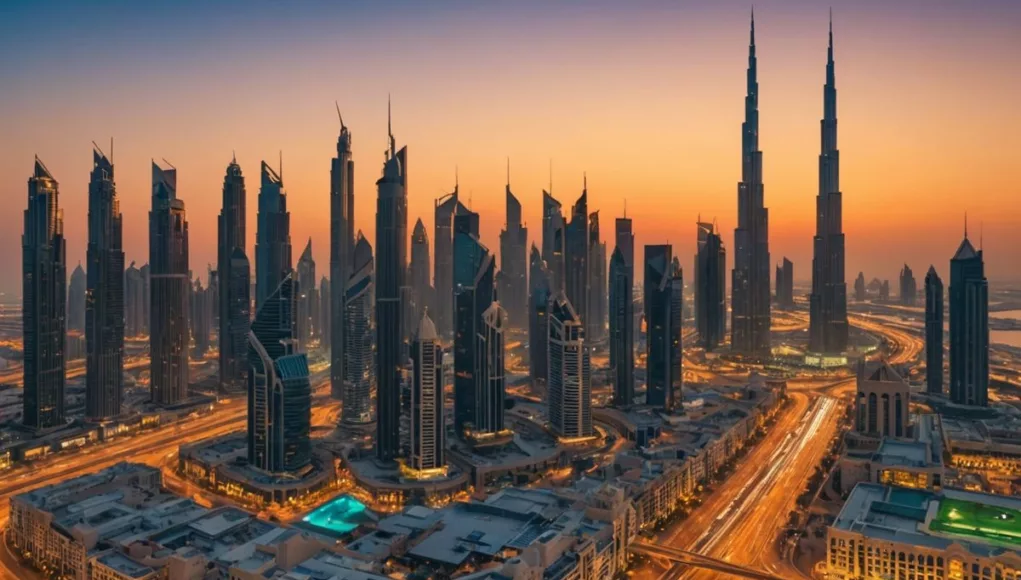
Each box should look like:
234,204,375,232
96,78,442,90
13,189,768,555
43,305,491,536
410,312,445,474
588,211,607,342
809,18,849,355
218,156,248,392
319,276,331,348
85,144,125,422
529,245,552,385
296,238,316,346
499,176,528,329
479,301,507,434
900,263,917,306
949,229,988,407
330,110,354,403
548,294,592,440
775,257,793,309
854,272,866,302
254,160,291,311
645,245,681,411
23,157,66,431
565,185,589,340
68,262,86,333
434,185,467,339
609,215,634,407
695,220,726,351
124,262,145,337
191,275,212,358
925,266,944,396
343,234,374,426
149,160,190,406
411,218,431,326
880,280,890,302
453,209,500,437
247,273,311,473
375,106,408,461
826,484,1021,580
542,190,565,293
732,12,772,356
854,361,910,439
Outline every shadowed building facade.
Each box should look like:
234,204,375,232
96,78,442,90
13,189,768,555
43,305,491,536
330,113,354,402
809,18,849,355
218,157,249,393
254,160,291,311
343,234,374,426
86,145,125,422
434,185,469,339
609,215,634,407
645,245,681,412
565,186,589,341
499,179,528,329
949,232,988,407
925,266,944,395
695,220,726,351
410,218,432,327
528,245,551,386
732,12,772,356
542,190,565,294
548,294,592,440
149,161,190,406
68,263,86,333
23,157,66,431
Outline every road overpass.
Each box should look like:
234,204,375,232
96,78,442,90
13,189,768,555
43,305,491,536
630,543,785,580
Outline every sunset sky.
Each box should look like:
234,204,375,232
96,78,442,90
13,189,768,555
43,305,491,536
1,0,1019,297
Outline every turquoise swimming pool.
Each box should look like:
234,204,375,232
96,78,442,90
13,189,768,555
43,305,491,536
302,495,367,534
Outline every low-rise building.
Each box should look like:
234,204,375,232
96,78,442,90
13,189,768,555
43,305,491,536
826,483,1021,580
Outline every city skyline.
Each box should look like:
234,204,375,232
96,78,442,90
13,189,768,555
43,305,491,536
1,2,1019,295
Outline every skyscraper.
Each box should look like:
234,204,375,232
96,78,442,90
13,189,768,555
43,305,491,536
499,174,528,328
68,263,86,333
375,105,408,461
296,238,316,347
149,161,190,406
343,234,374,426
255,160,291,311
588,212,607,342
434,185,468,338
528,245,551,385
780,258,794,308
899,264,917,306
85,144,124,422
854,272,866,302
330,110,354,402
319,277,330,347
218,156,248,391
140,263,150,336
410,312,444,474
542,190,565,293
247,273,311,473
124,263,145,337
645,245,682,411
565,185,589,340
695,221,726,351
732,11,772,356
809,17,849,355
925,266,944,396
548,293,592,440
609,215,634,407
480,301,507,434
410,218,431,328
669,264,684,408
453,210,499,437
880,280,890,302
23,157,66,431
191,276,212,359
949,230,988,407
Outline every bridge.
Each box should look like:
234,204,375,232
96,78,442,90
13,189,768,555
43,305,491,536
629,543,785,580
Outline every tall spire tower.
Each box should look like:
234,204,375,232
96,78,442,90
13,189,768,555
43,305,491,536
731,9,771,355
809,12,849,354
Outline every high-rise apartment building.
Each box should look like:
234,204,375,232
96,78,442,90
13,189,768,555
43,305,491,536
924,266,944,396
410,312,445,474
343,234,374,426
949,231,988,407
548,294,592,440
330,111,354,402
695,221,726,351
609,215,634,407
254,160,291,311
218,156,248,392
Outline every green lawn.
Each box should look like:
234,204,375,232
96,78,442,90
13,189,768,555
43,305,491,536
930,498,1021,547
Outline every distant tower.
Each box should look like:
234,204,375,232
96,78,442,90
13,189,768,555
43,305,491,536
542,190,565,294
588,211,607,342
330,109,354,402
296,238,316,347
565,186,589,341
548,294,592,439
23,157,66,431
480,302,508,434
433,185,467,338
528,245,552,385
318,276,331,350
124,262,145,337
949,228,988,406
68,263,86,333
774,257,793,309
645,245,681,411
343,234,375,426
247,274,311,473
375,104,408,461
218,156,248,393
191,276,211,359
149,160,190,406
880,281,890,302
254,160,291,310
410,311,445,473
924,266,944,395
695,221,726,351
609,215,634,407
854,272,866,302
809,15,849,354
732,10,772,356
899,264,917,306
85,144,125,422
499,175,529,328
453,210,499,437
410,218,432,326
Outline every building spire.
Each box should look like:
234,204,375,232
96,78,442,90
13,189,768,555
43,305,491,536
335,100,344,129
964,211,968,239
548,159,553,194
387,94,395,157
751,6,755,46
583,171,587,191
506,157,510,188
828,8,834,64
